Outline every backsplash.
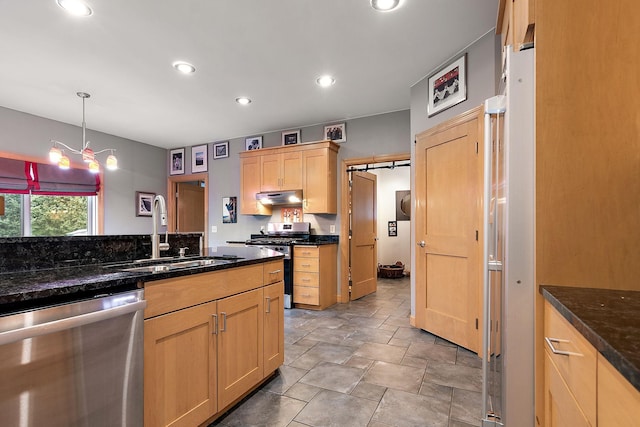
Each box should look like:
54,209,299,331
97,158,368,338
0,233,203,273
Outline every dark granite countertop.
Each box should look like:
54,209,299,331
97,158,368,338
0,246,283,315
541,285,640,392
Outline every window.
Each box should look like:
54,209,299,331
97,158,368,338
0,193,96,237
0,157,101,237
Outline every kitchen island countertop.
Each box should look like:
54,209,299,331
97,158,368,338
0,246,283,315
541,285,640,392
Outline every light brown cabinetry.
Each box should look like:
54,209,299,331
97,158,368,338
543,301,596,426
143,261,284,427
239,140,339,215
260,151,302,191
302,147,338,214
240,156,271,215
293,244,337,310
544,301,640,427
597,356,640,427
497,0,535,51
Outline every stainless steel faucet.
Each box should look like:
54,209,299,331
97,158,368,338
151,195,170,259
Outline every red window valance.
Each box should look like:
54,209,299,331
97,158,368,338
0,158,100,196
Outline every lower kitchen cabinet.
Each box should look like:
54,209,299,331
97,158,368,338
144,301,218,427
216,288,263,410
263,281,285,374
293,244,337,310
143,261,284,427
597,355,640,427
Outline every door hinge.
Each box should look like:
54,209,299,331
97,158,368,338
475,141,479,154
475,318,479,330
475,230,479,241
175,191,179,198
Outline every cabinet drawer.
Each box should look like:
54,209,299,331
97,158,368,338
294,246,319,258
294,271,319,287
263,260,284,284
544,301,597,425
294,257,319,272
544,350,591,427
293,286,319,305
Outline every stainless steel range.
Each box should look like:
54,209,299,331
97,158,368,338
246,222,311,308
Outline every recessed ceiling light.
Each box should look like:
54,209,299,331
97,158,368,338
56,0,93,16
172,61,196,74
316,75,336,88
370,0,401,12
236,97,252,105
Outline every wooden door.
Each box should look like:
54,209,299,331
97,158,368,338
350,171,377,300
414,109,482,353
263,282,284,374
216,288,263,409
144,301,217,427
176,182,204,232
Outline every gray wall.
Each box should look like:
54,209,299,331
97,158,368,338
192,109,412,247
0,106,167,234
409,30,501,316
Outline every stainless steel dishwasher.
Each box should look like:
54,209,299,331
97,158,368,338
0,289,146,427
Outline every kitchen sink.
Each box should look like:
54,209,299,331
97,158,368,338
117,258,229,273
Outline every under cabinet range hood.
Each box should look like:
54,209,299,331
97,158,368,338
256,189,303,205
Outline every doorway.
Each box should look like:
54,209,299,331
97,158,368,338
167,173,208,244
339,153,410,303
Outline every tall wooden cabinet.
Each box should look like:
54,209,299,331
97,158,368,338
239,140,339,215
143,261,284,427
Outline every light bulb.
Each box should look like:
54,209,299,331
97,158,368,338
58,154,71,170
106,154,118,170
49,146,62,163
88,159,100,173
82,147,95,162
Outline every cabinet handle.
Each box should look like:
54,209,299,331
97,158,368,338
269,269,282,274
211,314,218,335
302,251,311,255
544,337,583,357
302,263,311,267
220,312,227,332
266,297,271,313
302,278,310,282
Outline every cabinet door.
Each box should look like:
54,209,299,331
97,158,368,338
303,148,336,213
217,288,264,409
240,156,271,215
281,151,302,190
598,355,640,427
544,351,590,427
144,301,217,427
260,153,281,191
263,282,285,375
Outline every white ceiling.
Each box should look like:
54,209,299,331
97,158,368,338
0,0,498,149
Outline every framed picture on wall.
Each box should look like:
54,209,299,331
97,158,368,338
213,141,229,159
245,136,263,151
135,191,155,217
427,53,467,117
222,196,237,223
170,148,185,175
324,123,346,143
282,130,300,146
191,144,208,173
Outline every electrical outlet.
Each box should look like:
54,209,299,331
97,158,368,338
211,226,217,233
330,225,336,233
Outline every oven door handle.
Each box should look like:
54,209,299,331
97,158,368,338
0,300,147,346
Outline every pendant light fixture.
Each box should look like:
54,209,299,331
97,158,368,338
49,92,118,173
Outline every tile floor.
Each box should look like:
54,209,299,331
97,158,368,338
210,276,483,427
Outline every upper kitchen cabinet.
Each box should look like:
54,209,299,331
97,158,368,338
497,0,535,51
239,140,339,215
260,151,302,192
240,155,272,215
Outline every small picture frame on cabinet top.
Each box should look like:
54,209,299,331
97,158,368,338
245,136,262,151
282,130,300,146
324,123,346,143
